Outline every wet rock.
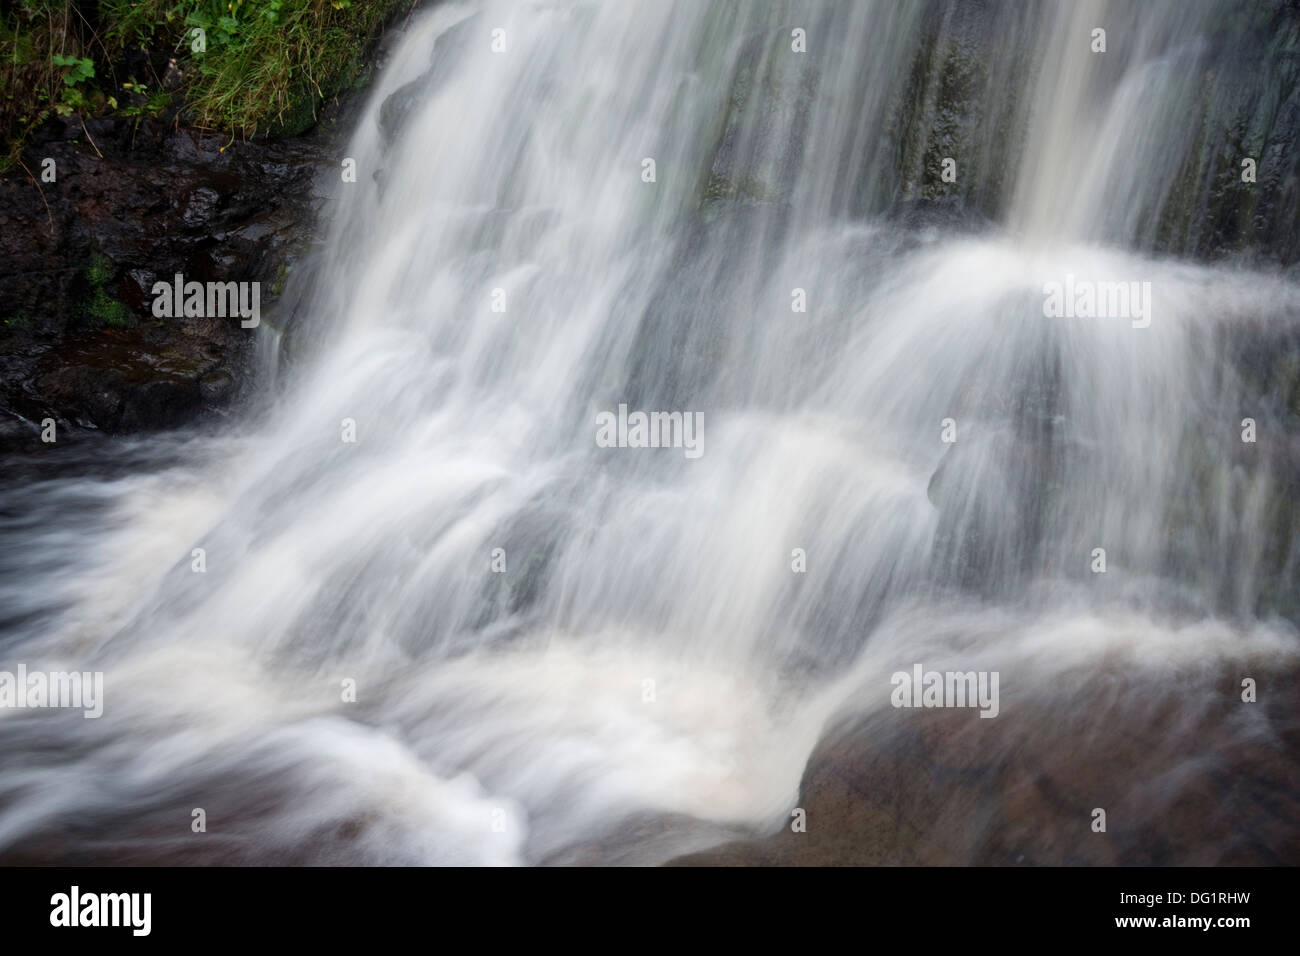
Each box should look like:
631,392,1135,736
379,77,427,147
670,660,1300,865
0,111,341,441
20,325,220,435
378,12,484,149
182,185,222,227
1154,1,1300,268
198,368,235,404
698,26,818,213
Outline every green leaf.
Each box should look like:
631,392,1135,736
54,56,95,87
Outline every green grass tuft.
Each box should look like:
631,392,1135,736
1,0,416,160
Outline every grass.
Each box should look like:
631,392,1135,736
1,0,415,167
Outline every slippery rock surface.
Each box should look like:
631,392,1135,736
0,115,336,447
670,660,1300,866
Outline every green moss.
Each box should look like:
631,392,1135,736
701,171,772,205
88,287,134,327
86,250,114,287
81,251,136,328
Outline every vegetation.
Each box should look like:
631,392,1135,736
83,251,134,327
1,0,415,166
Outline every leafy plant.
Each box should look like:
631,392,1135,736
51,52,93,86
51,52,94,116
119,78,171,119
3,0,415,157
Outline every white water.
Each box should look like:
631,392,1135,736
1,0,1298,864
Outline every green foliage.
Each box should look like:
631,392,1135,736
83,252,136,328
0,3,74,153
52,53,94,115
1,0,414,155
118,78,171,119
168,0,409,136
86,250,113,287
52,52,93,85
88,286,134,327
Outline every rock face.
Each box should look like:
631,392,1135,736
695,1,1300,268
0,114,337,447
670,661,1300,866
1155,2,1300,266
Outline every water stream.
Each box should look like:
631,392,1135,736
1,0,1297,865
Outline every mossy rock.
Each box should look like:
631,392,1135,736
265,82,322,139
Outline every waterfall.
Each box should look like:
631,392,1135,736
1,0,1298,865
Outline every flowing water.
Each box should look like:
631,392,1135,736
2,0,1299,864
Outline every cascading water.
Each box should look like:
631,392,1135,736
2,0,1299,865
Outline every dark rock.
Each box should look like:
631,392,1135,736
181,185,222,227
378,78,427,148
670,659,1300,865
0,109,344,440
378,11,484,149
